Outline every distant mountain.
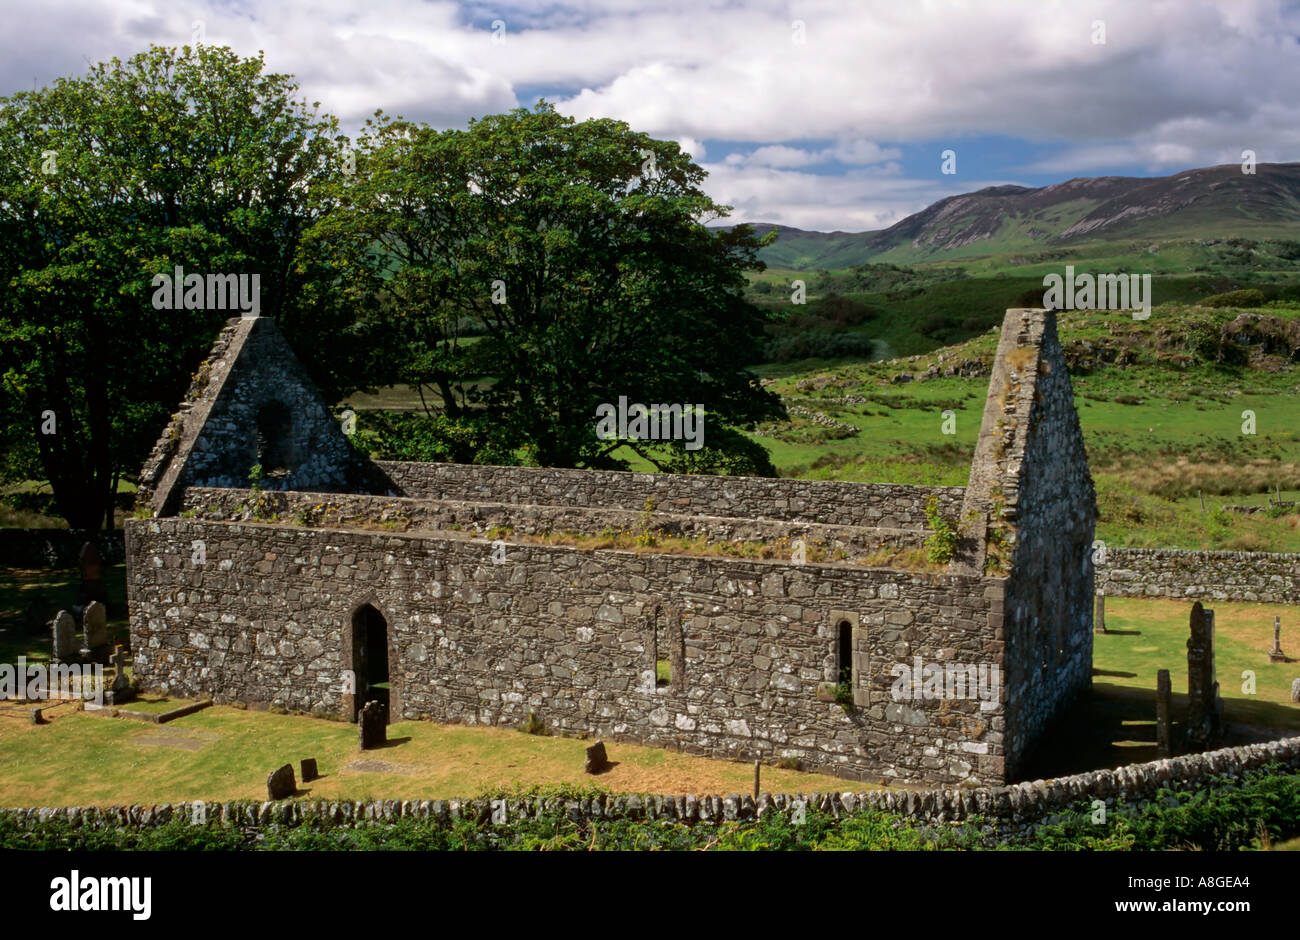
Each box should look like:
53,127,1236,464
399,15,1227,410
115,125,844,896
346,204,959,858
738,163,1300,270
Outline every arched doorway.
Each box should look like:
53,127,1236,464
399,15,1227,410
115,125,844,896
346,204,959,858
349,603,390,721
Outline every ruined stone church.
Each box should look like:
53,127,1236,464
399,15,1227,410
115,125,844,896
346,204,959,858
126,307,1097,787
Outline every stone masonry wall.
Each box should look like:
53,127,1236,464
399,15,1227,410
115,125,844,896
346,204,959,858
180,486,930,558
126,516,1007,787
957,309,1097,780
138,318,366,516
374,461,965,530
1100,547,1300,605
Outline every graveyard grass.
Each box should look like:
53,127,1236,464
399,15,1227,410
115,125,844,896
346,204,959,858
2,565,1300,805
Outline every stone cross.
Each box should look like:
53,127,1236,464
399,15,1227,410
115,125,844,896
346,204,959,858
110,646,129,691
78,541,107,606
51,610,77,663
1155,669,1172,757
1269,615,1287,663
105,645,133,705
1094,593,1106,634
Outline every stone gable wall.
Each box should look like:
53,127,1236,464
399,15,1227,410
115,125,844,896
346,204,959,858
126,516,1006,786
137,318,365,516
957,310,1097,779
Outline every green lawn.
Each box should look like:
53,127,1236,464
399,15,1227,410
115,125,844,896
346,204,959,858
1025,595,1300,779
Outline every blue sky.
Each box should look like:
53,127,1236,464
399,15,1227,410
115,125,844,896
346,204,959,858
4,0,1299,231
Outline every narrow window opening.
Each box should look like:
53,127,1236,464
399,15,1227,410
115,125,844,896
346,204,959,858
254,400,293,478
836,620,853,685
654,606,670,687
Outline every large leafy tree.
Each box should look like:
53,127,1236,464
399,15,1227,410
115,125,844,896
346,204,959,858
0,44,367,529
313,102,784,471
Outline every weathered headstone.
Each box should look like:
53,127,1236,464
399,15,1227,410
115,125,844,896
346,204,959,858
358,700,387,750
267,763,296,800
1094,593,1106,634
300,758,319,783
78,541,107,606
1291,678,1300,703
584,740,608,774
1155,669,1172,756
51,610,77,663
83,601,108,654
1269,615,1288,663
29,707,43,725
1186,602,1223,749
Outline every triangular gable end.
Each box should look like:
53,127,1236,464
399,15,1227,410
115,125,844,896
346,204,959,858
136,317,360,517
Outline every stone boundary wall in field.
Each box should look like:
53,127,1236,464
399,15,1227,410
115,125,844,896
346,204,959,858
7,735,1297,841
0,529,125,568
1100,547,1300,605
372,460,966,530
179,487,930,557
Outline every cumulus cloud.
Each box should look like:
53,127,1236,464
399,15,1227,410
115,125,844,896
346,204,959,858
2,0,1296,228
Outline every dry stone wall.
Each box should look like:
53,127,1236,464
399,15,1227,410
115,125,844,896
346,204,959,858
1100,547,1300,605
10,735,1297,843
126,516,1006,786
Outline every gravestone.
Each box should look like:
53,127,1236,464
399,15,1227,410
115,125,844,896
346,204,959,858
585,740,609,774
83,601,108,657
51,611,77,663
78,541,107,606
105,646,134,706
267,763,296,800
1155,669,1172,757
1185,602,1223,750
300,758,318,783
1094,593,1106,634
358,700,387,750
1291,678,1300,703
1269,615,1288,663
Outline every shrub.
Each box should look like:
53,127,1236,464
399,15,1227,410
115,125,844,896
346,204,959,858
923,495,959,565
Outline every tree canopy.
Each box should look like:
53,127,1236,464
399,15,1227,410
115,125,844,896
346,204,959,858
314,102,784,472
0,44,366,528
0,50,786,531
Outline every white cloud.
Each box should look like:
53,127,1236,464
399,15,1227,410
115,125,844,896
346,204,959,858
2,0,1297,229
